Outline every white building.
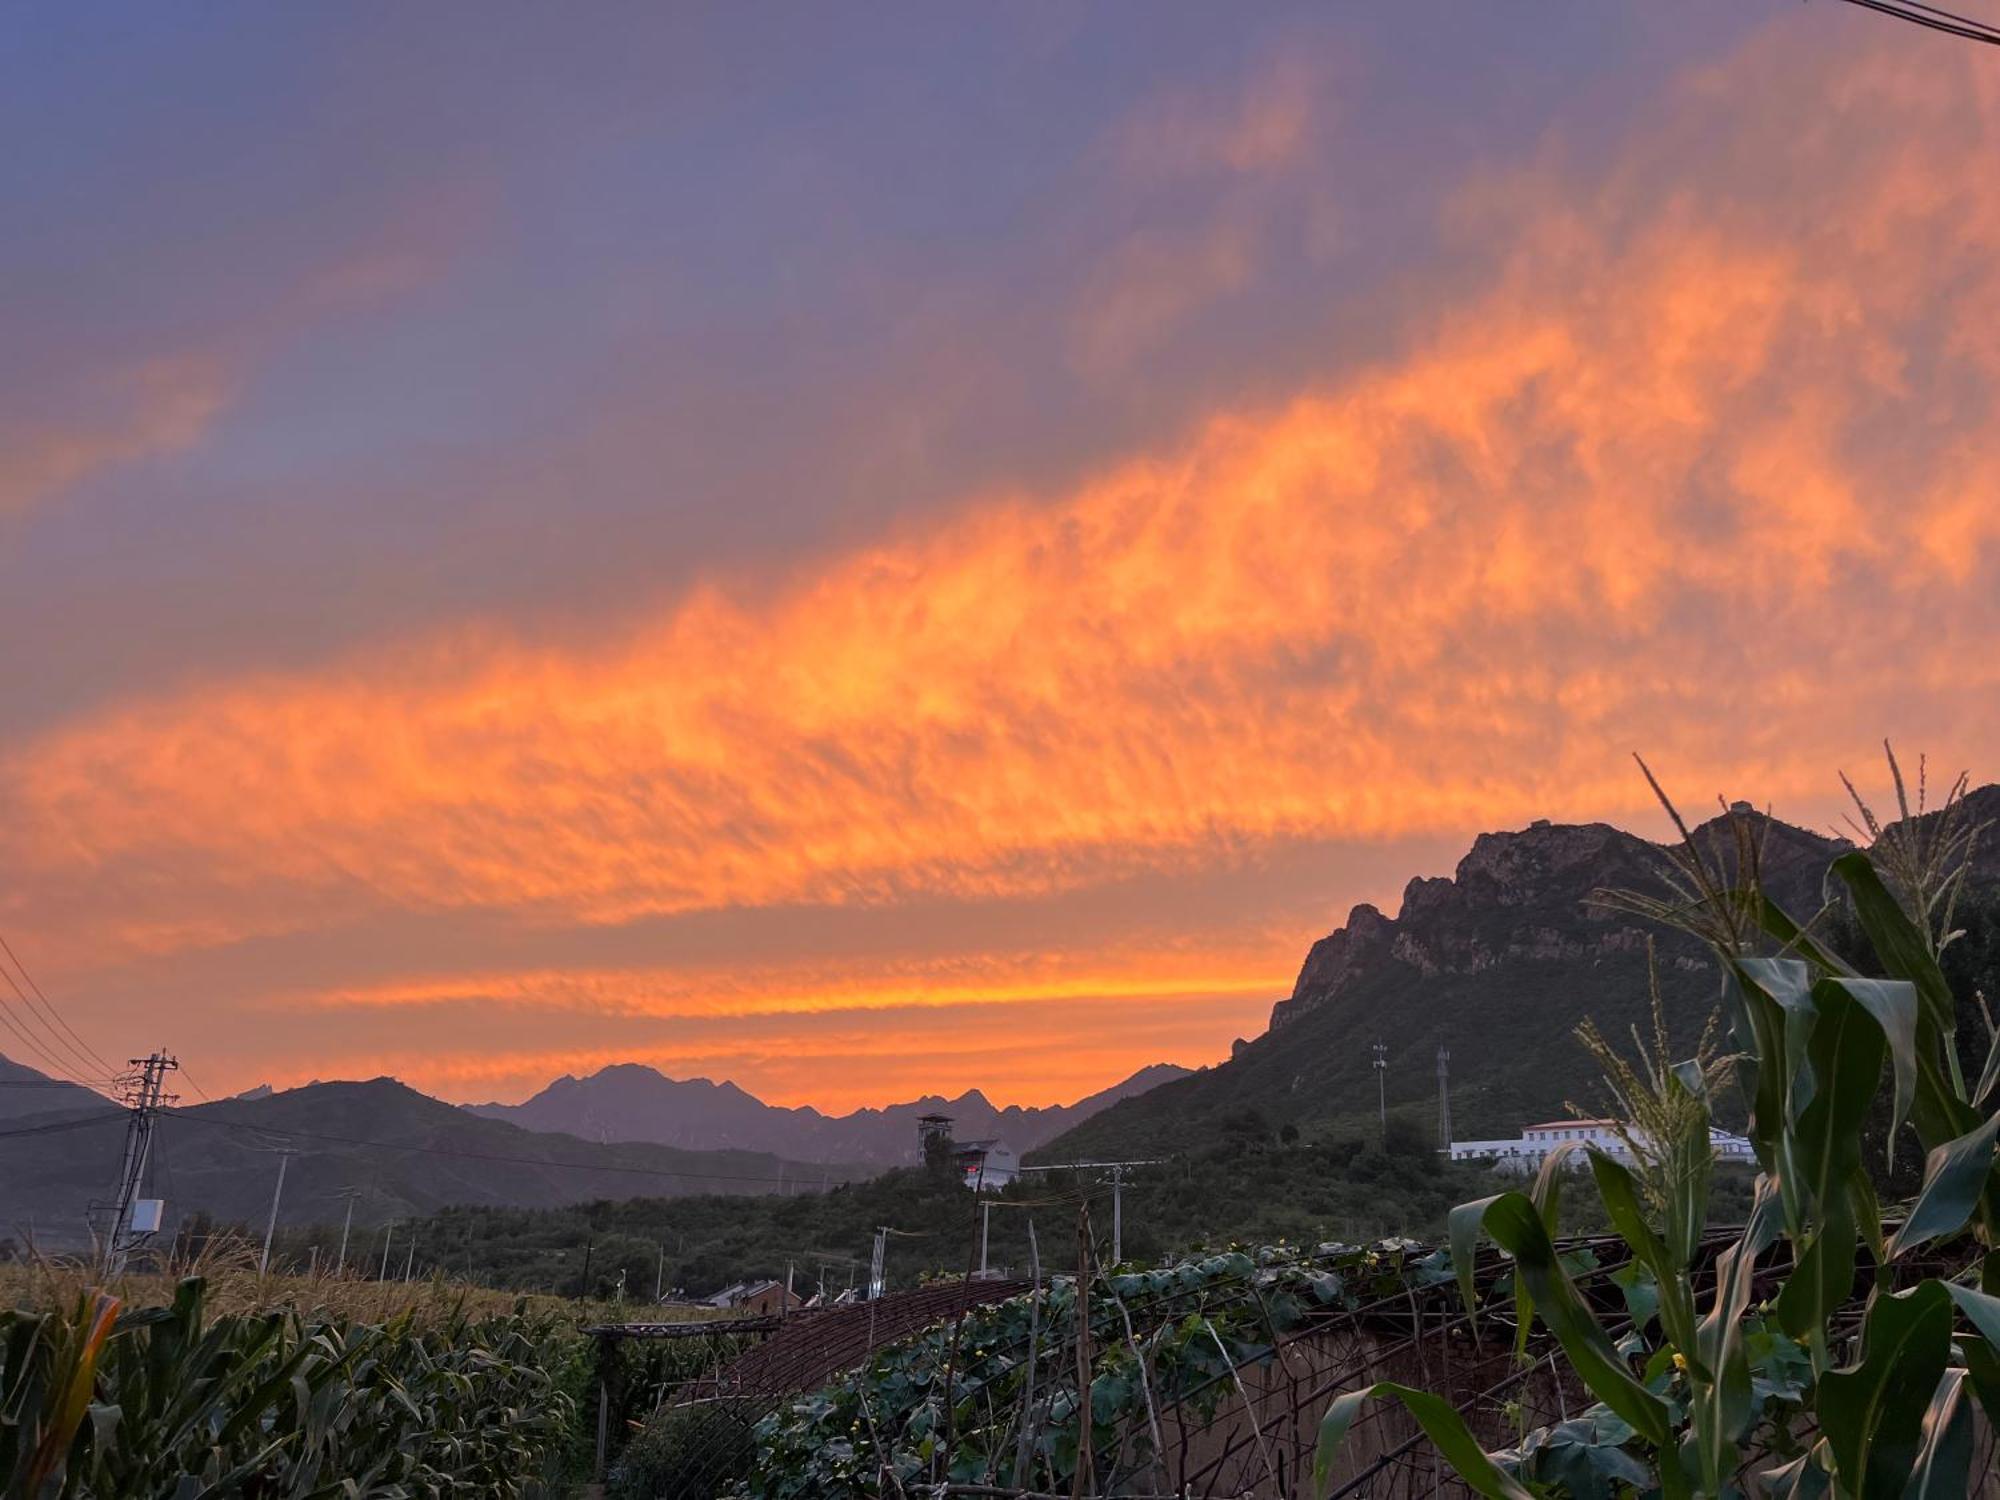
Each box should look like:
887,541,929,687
952,1138,1020,1189
1449,1118,1756,1175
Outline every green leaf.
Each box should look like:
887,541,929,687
1756,1441,1831,1499
1690,1180,1782,1491
1796,979,1888,1211
1478,1192,1670,1447
1887,1112,2000,1259
1740,956,1822,1120
1831,852,1955,1036
1313,1380,1533,1500
1973,1023,2000,1110
1448,1195,1504,1327
1903,1368,1974,1500
1816,1282,1953,1500
1776,980,1885,1350
1943,1280,2000,1351
1819,976,1918,1157
1590,1151,1695,1356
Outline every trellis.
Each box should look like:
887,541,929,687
632,1222,1996,1499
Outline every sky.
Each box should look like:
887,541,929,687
3,3,1999,1112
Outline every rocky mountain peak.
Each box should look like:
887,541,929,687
1269,805,1854,1032
1453,820,1635,902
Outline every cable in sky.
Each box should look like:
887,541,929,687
0,931,117,1084
1831,0,2000,44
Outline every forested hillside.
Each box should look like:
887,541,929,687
1042,787,2000,1162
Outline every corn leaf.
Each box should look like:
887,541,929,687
1475,1192,1670,1447
1313,1380,1533,1500
1887,1111,2000,1259
1830,851,1955,1036
1816,1281,1953,1500
1903,1367,1974,1500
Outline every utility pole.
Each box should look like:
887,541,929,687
1017,1159,1163,1265
258,1149,296,1275
868,1227,888,1300
379,1222,395,1280
334,1189,361,1275
979,1199,992,1277
102,1050,178,1276
1109,1166,1125,1263
403,1232,417,1283
1372,1041,1389,1140
655,1241,667,1304
1436,1043,1453,1152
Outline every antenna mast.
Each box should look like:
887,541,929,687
1436,1043,1453,1151
1371,1041,1388,1140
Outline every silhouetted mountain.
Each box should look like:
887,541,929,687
0,1053,111,1122
0,1075,861,1250
1038,793,1996,1163
470,1062,1193,1166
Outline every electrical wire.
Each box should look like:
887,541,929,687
0,932,118,1084
0,1004,102,1087
0,1079,109,1089
0,1111,125,1141
1831,0,2000,44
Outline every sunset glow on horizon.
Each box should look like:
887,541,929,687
4,5,1997,1111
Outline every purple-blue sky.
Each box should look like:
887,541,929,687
4,3,1998,1109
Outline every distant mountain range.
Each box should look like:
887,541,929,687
0,1074,874,1249
467,1062,1193,1167
1037,785,2000,1164
0,1057,1190,1248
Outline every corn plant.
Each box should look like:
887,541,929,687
1315,763,2000,1499
1,1275,579,1497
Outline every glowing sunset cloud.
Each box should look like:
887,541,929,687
4,15,1997,1106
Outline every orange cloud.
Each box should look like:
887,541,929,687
290,942,1290,1022
5,31,1999,1001
1108,52,1323,181
0,355,232,517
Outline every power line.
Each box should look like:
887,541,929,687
1831,0,2000,44
0,999,102,1087
0,1111,124,1141
0,932,116,1083
0,1079,111,1089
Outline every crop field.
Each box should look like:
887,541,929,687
0,1233,735,1497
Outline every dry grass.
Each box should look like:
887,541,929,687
0,1233,726,1329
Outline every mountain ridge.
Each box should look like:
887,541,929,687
0,1074,866,1250
468,1061,1193,1166
0,1053,109,1123
1038,786,2000,1163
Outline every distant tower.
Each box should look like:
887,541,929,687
1436,1044,1453,1151
916,1112,955,1164
1371,1041,1388,1139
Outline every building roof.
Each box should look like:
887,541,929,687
1524,1118,1620,1131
